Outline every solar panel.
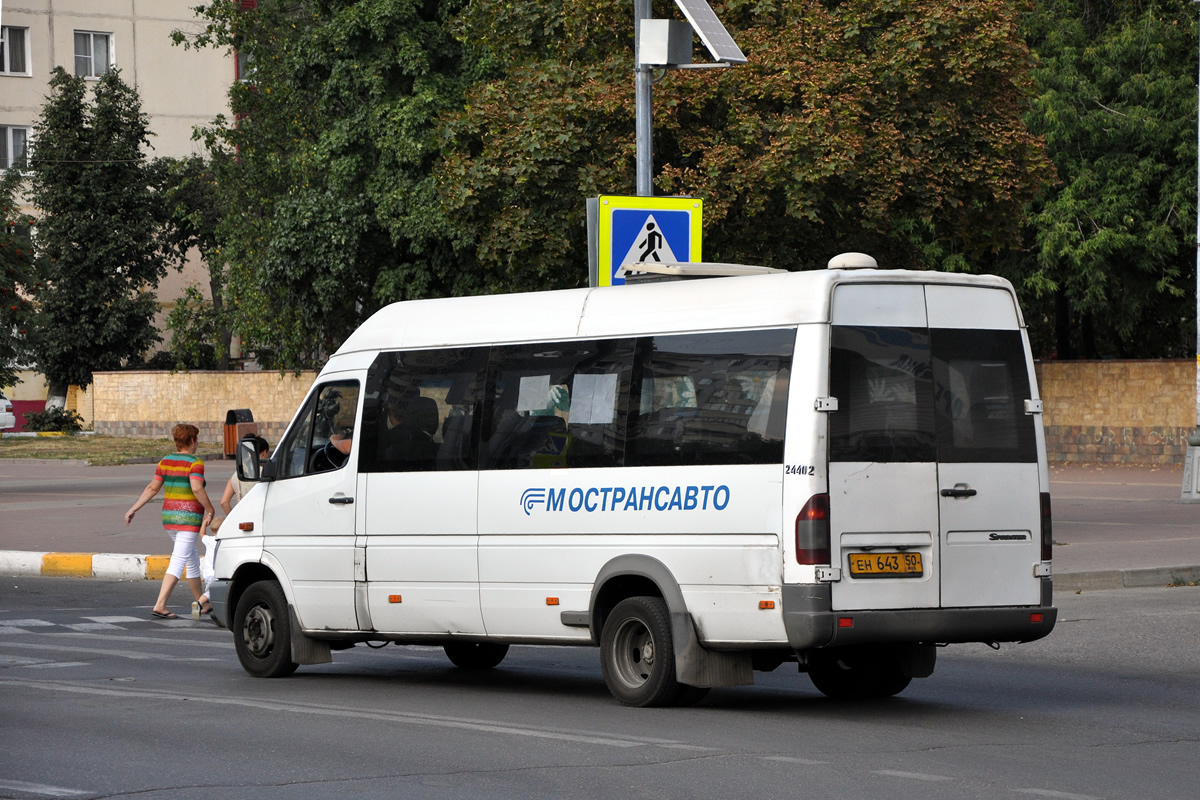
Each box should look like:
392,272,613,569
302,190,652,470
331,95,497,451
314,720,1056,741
673,0,747,64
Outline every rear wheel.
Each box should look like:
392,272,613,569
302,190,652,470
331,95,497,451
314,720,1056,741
233,581,298,678
600,596,682,707
807,647,911,699
443,642,509,670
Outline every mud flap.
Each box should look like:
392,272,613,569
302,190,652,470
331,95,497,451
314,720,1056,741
670,612,753,688
288,606,333,665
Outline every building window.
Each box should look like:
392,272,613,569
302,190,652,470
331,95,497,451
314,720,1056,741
1,26,30,75
74,31,112,78
1,126,30,170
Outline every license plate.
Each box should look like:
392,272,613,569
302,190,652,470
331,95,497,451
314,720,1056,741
847,551,923,578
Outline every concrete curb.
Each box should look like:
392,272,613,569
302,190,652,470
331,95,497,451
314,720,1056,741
1053,565,1200,592
3,549,1198,591
0,550,185,581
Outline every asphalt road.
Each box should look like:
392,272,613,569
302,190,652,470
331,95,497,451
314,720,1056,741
1,577,1198,800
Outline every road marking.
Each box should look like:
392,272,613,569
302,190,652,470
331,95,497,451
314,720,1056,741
0,779,88,797
0,677,718,752
0,497,133,511
1014,790,1100,800
760,755,829,765
873,769,953,782
1,642,217,662
48,631,234,649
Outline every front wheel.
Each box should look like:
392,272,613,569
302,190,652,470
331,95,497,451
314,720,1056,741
443,642,509,670
600,596,682,707
233,581,298,678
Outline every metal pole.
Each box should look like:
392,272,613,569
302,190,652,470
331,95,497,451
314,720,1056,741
635,0,653,197
1185,1,1200,501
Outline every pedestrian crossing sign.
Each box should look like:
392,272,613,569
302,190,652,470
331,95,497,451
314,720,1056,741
596,196,702,286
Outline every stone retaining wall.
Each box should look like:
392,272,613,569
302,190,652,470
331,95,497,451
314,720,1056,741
72,360,1200,464
1034,359,1197,464
75,370,318,447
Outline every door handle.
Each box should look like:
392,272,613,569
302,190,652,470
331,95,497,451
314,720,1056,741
328,496,354,505
940,485,977,499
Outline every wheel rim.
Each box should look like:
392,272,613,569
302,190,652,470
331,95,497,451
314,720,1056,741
611,615,656,690
242,602,275,658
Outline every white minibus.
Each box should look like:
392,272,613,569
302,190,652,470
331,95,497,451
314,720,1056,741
210,253,1056,706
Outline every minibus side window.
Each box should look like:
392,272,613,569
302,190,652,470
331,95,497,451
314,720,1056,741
276,381,361,477
625,328,794,467
360,348,487,473
829,326,936,463
931,329,1037,463
480,339,634,470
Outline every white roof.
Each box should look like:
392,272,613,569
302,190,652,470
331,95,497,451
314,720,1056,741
328,268,1018,367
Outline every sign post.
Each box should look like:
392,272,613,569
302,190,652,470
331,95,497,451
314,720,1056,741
1185,0,1200,502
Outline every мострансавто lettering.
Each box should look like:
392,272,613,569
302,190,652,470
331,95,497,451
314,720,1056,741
521,485,730,516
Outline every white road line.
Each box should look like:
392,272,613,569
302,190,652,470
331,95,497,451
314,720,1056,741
0,677,718,752
0,778,88,797
760,755,830,765
1,641,217,661
873,769,954,782
22,662,90,669
1014,789,1100,800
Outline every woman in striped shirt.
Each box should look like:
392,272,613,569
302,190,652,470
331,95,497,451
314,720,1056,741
125,423,216,619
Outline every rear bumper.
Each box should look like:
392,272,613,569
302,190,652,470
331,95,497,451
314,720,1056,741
782,582,1057,650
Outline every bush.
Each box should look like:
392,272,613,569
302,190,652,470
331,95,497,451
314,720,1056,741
24,406,85,433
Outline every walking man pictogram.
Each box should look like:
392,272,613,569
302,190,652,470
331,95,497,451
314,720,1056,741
638,223,663,262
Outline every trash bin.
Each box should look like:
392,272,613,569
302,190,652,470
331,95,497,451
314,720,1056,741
223,409,258,458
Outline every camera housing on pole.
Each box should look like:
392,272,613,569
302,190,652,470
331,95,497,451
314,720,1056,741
633,0,746,197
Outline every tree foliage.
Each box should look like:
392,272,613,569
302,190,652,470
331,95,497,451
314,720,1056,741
177,0,475,369
27,68,173,396
159,154,233,369
181,0,1054,367
1018,0,1197,358
0,168,37,389
443,0,1054,288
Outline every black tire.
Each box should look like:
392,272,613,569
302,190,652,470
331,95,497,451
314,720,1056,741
232,581,299,678
443,642,509,670
600,596,681,707
807,647,912,699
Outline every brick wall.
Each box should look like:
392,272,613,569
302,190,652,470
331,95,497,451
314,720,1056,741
75,370,318,447
71,360,1200,464
1034,359,1198,464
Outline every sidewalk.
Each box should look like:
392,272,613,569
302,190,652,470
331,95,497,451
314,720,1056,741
2,458,1198,590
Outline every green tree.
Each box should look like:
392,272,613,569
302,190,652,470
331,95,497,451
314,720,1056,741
27,67,172,404
441,0,1054,290
1019,0,1197,358
159,154,232,370
0,167,37,390
177,0,475,370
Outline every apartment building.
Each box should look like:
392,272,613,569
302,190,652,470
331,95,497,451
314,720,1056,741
1,0,233,423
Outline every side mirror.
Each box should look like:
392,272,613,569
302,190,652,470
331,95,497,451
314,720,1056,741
236,440,275,482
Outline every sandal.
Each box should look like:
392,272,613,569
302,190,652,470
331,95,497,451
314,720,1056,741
151,610,179,620
191,601,213,620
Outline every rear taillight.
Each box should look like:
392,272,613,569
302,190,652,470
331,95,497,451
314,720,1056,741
796,493,830,565
1040,492,1053,561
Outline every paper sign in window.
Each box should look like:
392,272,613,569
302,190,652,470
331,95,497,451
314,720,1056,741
517,374,551,413
571,373,618,425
